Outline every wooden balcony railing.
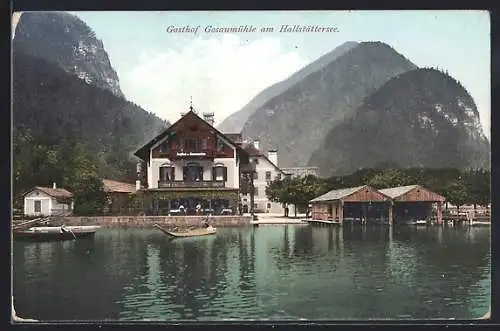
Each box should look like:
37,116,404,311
158,180,225,188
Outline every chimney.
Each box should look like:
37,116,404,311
268,150,278,166
53,182,57,189
203,112,215,126
253,139,260,150
136,180,141,191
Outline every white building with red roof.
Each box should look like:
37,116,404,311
23,182,73,216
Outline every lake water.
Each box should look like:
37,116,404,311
12,224,490,321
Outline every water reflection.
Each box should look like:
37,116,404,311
13,225,490,321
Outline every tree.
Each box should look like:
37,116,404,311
367,168,408,189
266,175,329,217
266,176,293,216
464,169,491,209
62,142,106,216
445,177,468,212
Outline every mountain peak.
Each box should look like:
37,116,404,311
216,41,360,133
13,12,124,98
309,67,490,176
240,41,417,168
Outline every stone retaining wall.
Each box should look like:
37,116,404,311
47,215,252,228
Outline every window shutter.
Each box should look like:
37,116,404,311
223,167,228,181
212,167,216,181
171,167,175,181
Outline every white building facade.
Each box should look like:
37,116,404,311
241,140,288,214
23,184,73,216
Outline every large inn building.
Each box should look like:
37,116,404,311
133,108,301,216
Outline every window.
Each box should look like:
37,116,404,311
213,164,227,181
34,200,41,213
267,203,271,209
159,163,174,181
265,171,271,180
185,138,197,150
253,203,258,209
253,187,258,196
183,162,203,181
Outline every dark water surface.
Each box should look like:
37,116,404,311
13,225,490,321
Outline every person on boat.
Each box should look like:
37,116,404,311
179,204,185,215
201,217,211,229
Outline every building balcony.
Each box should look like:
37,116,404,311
157,180,226,188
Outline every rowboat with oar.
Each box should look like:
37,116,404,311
153,223,217,238
13,225,101,242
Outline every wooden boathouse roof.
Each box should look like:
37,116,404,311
310,185,391,203
379,185,446,202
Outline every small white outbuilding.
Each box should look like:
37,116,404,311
23,182,74,217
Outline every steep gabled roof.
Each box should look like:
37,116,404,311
134,110,249,161
102,179,136,193
241,142,284,174
225,133,243,144
378,185,419,199
310,185,367,203
26,186,73,199
379,184,446,202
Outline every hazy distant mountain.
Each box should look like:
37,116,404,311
217,42,359,133
241,41,418,167
309,68,491,176
13,11,124,98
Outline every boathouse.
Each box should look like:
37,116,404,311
23,183,73,217
310,185,393,225
378,185,445,224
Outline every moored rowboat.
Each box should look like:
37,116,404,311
153,223,217,238
13,225,101,242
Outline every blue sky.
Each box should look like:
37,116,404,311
72,10,490,138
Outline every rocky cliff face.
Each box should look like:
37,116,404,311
309,68,491,176
241,42,418,167
13,12,124,98
217,42,359,134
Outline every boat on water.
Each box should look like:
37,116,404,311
13,225,101,242
415,220,428,226
153,223,217,238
